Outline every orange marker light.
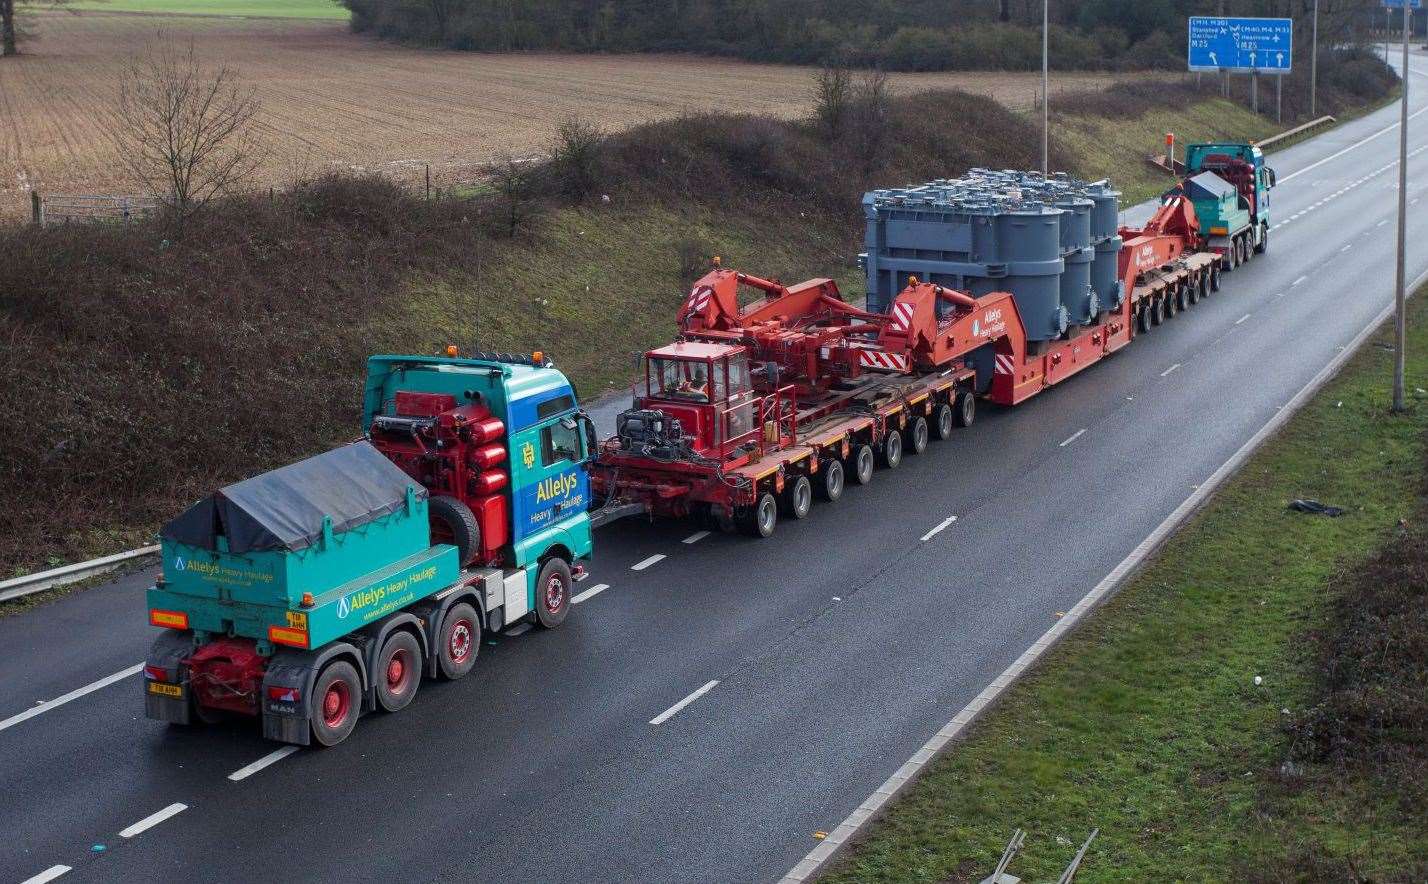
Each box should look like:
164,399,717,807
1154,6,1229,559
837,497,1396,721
531,350,544,364
301,592,315,607
150,609,189,629
445,345,459,357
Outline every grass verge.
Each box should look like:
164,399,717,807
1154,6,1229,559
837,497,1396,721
821,288,1428,881
63,1,349,19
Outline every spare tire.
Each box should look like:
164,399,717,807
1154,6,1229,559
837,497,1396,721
429,495,480,567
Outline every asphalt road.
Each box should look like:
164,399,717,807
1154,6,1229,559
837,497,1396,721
4,55,1427,884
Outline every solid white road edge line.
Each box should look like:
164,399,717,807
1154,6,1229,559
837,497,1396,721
779,268,1428,884
631,554,666,571
572,583,610,604
649,680,719,725
1058,428,1086,447
919,515,958,543
228,746,300,782
119,802,187,838
682,531,711,544
20,865,72,884
0,663,143,734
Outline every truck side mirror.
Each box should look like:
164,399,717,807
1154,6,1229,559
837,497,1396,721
578,413,599,464
1266,167,1277,189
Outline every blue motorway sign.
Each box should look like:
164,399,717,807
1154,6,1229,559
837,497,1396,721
1188,17,1293,74
1381,0,1421,8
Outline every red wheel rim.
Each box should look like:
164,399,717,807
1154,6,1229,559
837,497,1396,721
386,648,411,695
448,618,473,665
544,574,565,614
322,679,351,728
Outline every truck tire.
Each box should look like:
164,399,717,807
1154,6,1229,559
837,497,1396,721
1176,280,1190,312
849,445,875,486
1151,296,1166,326
311,660,361,747
738,492,778,538
436,602,480,680
1195,272,1207,302
818,459,844,502
954,390,976,428
534,557,572,629
1136,303,1151,334
375,630,422,713
880,430,903,469
1255,223,1267,254
907,416,930,454
932,403,955,440
1210,263,1222,292
429,496,480,567
781,475,813,519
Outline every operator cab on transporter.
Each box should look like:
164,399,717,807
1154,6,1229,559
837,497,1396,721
144,350,597,747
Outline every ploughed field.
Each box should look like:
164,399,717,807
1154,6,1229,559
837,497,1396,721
0,10,1155,218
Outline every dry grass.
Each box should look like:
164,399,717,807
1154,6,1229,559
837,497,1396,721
0,10,1169,218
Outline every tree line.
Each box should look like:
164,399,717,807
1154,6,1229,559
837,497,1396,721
340,0,1385,71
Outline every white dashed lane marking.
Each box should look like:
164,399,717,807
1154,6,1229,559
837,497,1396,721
631,554,666,571
649,680,719,725
229,746,300,782
919,515,958,542
572,582,610,604
682,531,710,544
1235,314,1252,325
0,663,143,734
1058,429,1087,447
119,803,187,838
20,866,71,884
1160,363,1181,377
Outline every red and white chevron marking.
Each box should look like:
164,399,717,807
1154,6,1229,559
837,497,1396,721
993,353,1016,376
685,287,712,314
889,301,916,332
857,350,909,372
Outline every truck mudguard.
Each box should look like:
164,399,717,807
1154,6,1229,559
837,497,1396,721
261,641,367,746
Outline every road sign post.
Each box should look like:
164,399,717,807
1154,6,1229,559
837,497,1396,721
1383,0,1420,412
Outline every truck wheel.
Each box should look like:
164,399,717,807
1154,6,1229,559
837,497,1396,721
932,403,954,440
880,430,903,469
375,630,422,713
738,492,778,538
1151,296,1165,326
429,496,480,568
1195,273,1207,302
1177,281,1191,311
849,445,875,485
311,660,361,747
781,475,813,519
1210,263,1222,292
534,558,572,629
1136,303,1151,334
1255,223,1268,254
954,390,976,428
436,602,480,680
818,459,844,502
907,416,929,454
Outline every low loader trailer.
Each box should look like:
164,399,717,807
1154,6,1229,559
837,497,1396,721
594,154,1275,537
145,351,598,746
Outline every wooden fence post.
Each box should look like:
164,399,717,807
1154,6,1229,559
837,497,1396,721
426,163,431,200
32,191,41,226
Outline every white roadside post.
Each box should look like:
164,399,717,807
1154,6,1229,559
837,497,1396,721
1041,0,1048,175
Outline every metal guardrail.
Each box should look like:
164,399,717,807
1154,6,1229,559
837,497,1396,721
1256,114,1337,150
0,545,160,603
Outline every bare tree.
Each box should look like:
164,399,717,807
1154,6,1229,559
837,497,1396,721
489,153,534,238
846,69,892,176
108,41,262,223
1,0,71,57
812,65,854,137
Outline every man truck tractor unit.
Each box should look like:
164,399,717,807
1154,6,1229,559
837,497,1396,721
144,351,596,746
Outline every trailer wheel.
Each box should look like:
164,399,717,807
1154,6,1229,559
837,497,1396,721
534,557,572,629
1210,263,1222,292
1165,288,1179,318
375,630,422,713
738,492,778,538
1151,296,1166,326
429,496,480,568
1176,281,1191,312
1255,223,1268,254
907,416,930,454
849,445,875,486
781,475,813,519
932,403,955,440
954,391,976,428
818,459,844,502
1194,273,1206,303
1136,303,1151,334
436,602,480,680
310,660,361,747
880,430,903,469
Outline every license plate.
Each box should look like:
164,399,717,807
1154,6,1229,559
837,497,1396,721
147,681,183,699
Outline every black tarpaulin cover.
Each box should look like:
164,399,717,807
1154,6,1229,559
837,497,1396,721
161,441,426,554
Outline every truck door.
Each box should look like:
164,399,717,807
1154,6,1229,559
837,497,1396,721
510,415,590,542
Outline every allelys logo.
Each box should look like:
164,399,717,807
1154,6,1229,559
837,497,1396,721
535,472,579,503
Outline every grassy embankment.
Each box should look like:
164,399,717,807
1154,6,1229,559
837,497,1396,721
823,290,1428,880
0,85,1347,585
64,0,348,19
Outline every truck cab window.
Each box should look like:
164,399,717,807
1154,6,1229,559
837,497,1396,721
542,419,582,466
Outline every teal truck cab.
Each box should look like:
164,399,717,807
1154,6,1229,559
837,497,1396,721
144,350,596,746
1181,141,1276,268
